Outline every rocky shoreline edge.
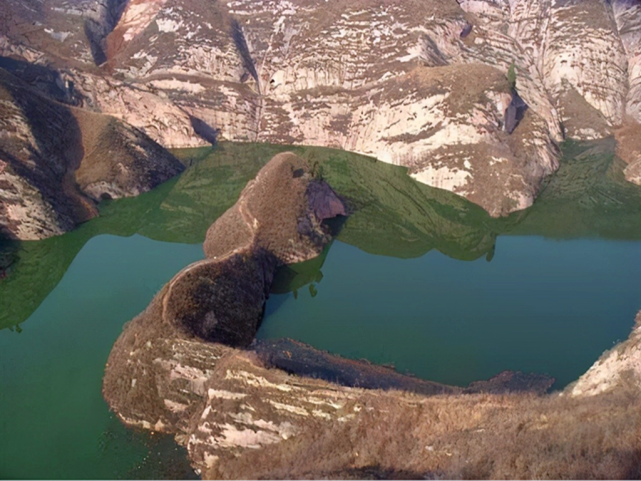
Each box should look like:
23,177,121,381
103,152,641,480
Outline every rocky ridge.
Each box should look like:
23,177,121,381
102,151,641,479
0,66,183,240
2,0,641,217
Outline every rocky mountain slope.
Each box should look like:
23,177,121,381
0,66,183,240
1,0,640,221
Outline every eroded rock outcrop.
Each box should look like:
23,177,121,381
570,312,641,398
103,152,348,427
3,0,641,216
0,67,183,240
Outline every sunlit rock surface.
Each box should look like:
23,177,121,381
5,0,641,216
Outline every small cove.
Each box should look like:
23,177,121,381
1,141,641,478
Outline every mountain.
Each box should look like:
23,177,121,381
0,66,184,239
1,0,640,227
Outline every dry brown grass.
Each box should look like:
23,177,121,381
204,152,334,264
616,121,641,166
202,386,641,480
164,254,273,347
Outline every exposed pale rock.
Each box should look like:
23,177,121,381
106,0,169,60
3,0,641,218
543,0,628,129
571,313,641,397
624,159,641,186
1,0,565,215
613,0,641,122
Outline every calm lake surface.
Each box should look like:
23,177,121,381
260,237,641,387
1,141,641,479
0,235,203,479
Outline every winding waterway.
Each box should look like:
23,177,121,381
1,141,640,478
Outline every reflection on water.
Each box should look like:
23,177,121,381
259,139,641,387
262,237,641,388
5,139,641,332
1,139,641,479
0,235,202,479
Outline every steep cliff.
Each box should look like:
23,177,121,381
1,0,641,216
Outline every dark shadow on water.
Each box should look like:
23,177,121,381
270,242,332,296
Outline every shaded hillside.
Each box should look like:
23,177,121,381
0,67,183,240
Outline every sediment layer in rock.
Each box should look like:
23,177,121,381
6,0,641,216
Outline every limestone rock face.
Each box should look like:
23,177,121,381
2,0,641,216
613,0,641,123
542,0,628,131
0,68,183,240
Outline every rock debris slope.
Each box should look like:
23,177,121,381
3,0,641,217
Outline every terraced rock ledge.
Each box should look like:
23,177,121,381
104,152,641,480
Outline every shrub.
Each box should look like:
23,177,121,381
507,62,517,90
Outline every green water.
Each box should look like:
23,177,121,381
1,140,641,478
261,237,641,387
0,235,203,479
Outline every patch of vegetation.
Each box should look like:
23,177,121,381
507,62,517,90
